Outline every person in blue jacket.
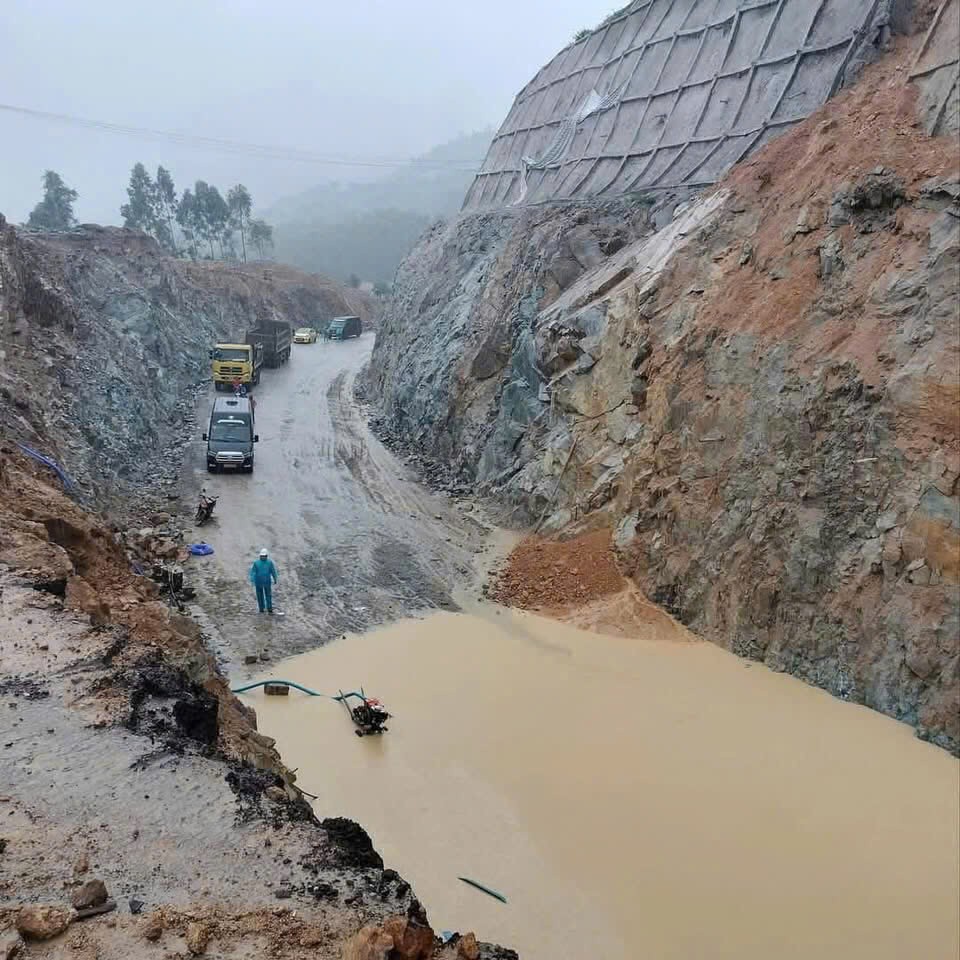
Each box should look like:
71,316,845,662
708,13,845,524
249,548,278,614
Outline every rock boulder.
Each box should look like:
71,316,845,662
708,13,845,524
16,905,73,941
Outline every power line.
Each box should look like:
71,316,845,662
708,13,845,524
0,102,485,172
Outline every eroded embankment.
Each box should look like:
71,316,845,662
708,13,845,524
0,448,503,959
370,37,960,753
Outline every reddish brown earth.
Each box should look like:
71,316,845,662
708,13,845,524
487,529,694,642
605,39,960,751
488,529,623,610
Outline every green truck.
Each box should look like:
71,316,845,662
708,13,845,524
326,316,362,340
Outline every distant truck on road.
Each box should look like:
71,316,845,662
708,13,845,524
210,341,264,390
326,316,362,340
247,320,292,367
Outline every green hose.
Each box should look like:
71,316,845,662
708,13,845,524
458,877,508,903
231,680,364,701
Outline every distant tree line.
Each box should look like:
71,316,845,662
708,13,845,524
267,129,492,289
27,171,79,230
23,166,274,263
121,163,273,261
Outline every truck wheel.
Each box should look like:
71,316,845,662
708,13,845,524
207,464,217,473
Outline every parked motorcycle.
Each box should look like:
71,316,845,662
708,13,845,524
195,489,219,525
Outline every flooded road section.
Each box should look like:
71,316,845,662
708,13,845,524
242,610,960,960
182,335,485,668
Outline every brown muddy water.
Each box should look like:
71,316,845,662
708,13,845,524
240,609,960,960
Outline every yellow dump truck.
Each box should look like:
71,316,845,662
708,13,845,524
209,341,264,391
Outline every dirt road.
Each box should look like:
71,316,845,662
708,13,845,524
182,334,486,670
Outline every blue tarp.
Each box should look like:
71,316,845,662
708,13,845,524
189,542,215,556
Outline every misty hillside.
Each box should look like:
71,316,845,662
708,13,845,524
269,130,491,285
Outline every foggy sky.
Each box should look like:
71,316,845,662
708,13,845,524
1,0,618,224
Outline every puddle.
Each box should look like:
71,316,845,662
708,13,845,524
240,608,960,960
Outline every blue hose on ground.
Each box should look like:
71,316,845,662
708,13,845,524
16,442,77,495
230,680,364,701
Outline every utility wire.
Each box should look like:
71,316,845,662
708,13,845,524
0,102,485,172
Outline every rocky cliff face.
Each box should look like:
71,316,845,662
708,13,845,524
0,220,375,510
370,40,959,752
371,198,654,483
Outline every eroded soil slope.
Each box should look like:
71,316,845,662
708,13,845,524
371,39,959,752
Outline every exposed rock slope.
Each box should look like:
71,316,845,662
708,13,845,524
370,41,959,751
371,197,653,480
0,221,376,510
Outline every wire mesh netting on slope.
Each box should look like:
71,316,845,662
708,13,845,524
463,0,913,210
909,0,960,135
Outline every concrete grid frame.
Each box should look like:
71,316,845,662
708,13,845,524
463,0,934,210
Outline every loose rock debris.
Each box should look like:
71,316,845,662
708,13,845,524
488,528,624,610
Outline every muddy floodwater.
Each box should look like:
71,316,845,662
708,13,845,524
241,609,960,960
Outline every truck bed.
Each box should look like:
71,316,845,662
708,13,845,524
246,321,292,368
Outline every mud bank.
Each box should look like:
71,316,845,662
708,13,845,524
0,449,500,957
244,609,960,960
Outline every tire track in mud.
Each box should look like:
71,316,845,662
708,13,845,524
323,362,474,629
325,368,475,614
326,369,457,528
326,370,382,504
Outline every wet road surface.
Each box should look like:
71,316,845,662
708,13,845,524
181,334,486,669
